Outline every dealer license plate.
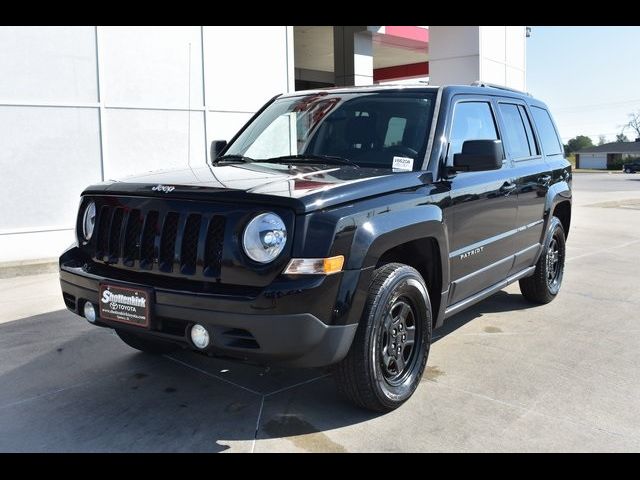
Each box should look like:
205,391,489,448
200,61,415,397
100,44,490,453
99,283,151,328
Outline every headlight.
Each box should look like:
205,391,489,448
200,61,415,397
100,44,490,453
81,201,96,242
242,212,287,263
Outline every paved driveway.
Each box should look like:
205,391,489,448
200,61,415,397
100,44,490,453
1,172,639,452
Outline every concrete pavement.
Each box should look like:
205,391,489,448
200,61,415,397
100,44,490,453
1,172,639,452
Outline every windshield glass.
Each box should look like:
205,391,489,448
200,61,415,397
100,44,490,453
224,90,437,170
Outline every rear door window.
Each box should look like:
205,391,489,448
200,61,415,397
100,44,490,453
498,103,532,159
518,105,539,156
531,106,563,156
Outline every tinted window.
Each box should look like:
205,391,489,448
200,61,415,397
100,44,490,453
531,106,563,155
499,103,531,159
448,101,499,163
226,92,436,170
518,105,539,156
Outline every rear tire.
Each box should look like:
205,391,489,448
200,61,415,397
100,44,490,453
519,216,566,304
334,263,432,412
116,329,178,354
625,168,631,173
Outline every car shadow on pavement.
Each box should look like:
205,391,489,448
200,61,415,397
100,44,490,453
0,292,538,452
434,290,538,341
0,310,377,452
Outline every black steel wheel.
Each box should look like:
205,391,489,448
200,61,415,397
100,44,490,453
334,263,432,412
379,299,419,385
519,216,566,304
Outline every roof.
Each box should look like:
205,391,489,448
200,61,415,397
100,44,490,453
279,83,531,100
577,141,640,154
279,84,439,98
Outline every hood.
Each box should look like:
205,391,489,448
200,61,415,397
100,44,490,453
84,162,433,214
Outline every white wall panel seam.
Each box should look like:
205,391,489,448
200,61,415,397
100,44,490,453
95,26,107,181
200,26,210,164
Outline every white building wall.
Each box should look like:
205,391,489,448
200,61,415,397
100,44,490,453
0,26,293,263
428,26,526,91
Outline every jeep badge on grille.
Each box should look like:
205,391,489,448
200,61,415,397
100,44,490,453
151,185,175,193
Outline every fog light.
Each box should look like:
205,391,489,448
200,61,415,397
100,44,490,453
190,324,210,349
84,301,97,323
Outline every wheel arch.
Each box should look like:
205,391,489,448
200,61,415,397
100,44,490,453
376,238,443,329
345,205,449,329
544,181,572,239
552,200,571,239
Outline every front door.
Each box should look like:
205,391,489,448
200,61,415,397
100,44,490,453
444,97,519,306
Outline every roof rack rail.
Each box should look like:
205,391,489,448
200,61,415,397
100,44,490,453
471,81,531,96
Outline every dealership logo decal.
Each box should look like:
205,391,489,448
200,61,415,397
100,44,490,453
460,246,484,260
101,289,146,312
152,184,175,193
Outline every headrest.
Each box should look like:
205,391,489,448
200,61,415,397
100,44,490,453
346,115,375,145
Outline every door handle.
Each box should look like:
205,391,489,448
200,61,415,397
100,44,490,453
538,175,552,185
500,181,517,194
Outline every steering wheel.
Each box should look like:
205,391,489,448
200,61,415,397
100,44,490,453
383,145,419,158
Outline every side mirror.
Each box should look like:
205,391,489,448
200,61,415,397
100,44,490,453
453,140,503,172
210,140,227,161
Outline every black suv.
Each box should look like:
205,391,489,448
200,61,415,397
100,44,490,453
60,84,571,412
623,160,640,173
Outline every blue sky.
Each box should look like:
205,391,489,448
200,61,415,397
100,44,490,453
527,26,640,144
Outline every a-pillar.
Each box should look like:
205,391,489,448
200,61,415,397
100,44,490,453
428,26,526,91
333,26,374,87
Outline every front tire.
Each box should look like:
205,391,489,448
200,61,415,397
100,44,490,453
116,329,178,354
519,216,566,304
625,168,631,173
334,263,432,412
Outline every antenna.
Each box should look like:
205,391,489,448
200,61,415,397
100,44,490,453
187,42,192,165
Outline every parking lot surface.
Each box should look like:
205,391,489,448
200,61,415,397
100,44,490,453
1,172,639,452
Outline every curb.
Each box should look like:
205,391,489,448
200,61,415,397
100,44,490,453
573,170,623,174
0,259,58,279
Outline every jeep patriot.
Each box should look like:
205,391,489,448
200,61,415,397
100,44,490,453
60,84,572,411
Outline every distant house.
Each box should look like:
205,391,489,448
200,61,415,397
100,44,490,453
575,139,640,169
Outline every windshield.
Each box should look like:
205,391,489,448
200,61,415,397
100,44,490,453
224,90,437,170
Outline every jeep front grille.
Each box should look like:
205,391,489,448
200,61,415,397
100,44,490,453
93,204,226,280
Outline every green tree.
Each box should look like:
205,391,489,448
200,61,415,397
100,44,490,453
616,133,629,142
597,135,607,146
565,135,593,155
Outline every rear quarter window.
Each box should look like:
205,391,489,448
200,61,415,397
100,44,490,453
531,106,563,156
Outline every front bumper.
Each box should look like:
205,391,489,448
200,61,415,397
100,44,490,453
59,260,358,368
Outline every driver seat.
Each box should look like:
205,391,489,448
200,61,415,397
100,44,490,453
344,116,376,157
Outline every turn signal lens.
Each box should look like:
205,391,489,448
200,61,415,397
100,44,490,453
284,255,345,275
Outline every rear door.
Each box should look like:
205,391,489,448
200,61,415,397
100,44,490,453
445,96,519,306
495,100,550,274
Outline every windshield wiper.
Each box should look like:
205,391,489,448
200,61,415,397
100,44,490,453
261,154,360,168
214,154,255,165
